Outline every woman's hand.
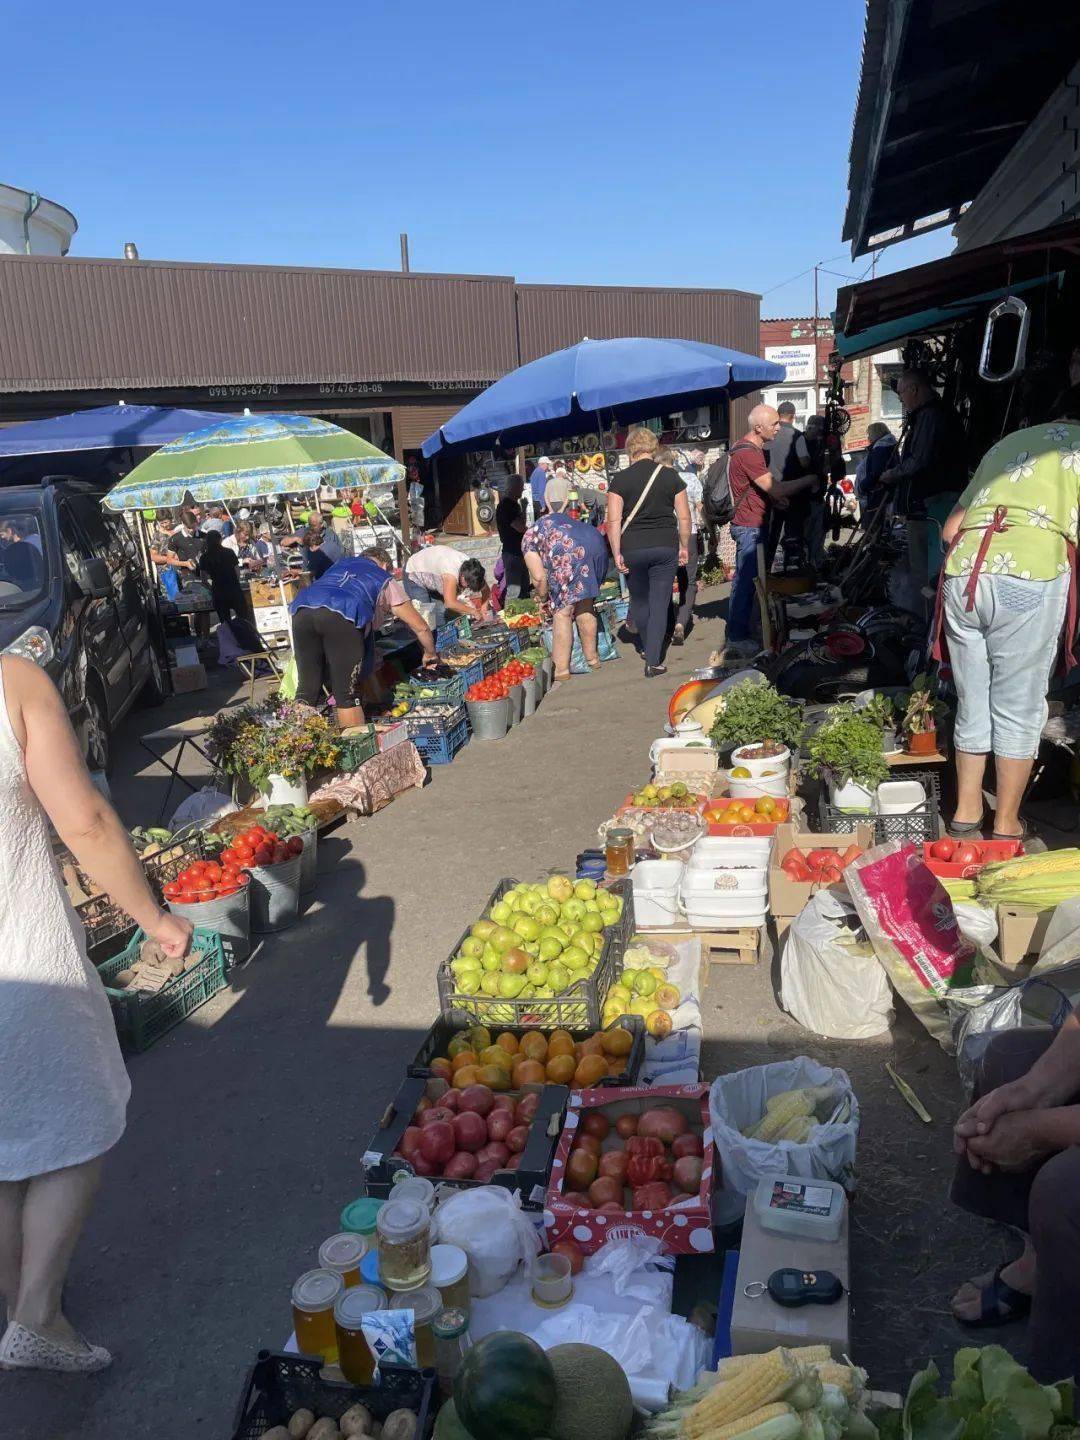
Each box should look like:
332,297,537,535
146,910,194,959
678,544,689,567
614,551,629,575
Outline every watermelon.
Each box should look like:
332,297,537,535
455,1331,556,1440
434,1398,476,1440
547,1342,633,1440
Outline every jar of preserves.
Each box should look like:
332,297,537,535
605,827,635,877
432,1307,471,1397
319,1231,369,1288
429,1244,470,1317
376,1198,431,1292
291,1268,344,1363
390,1284,443,1370
389,1175,437,1216
333,1283,387,1385
339,1196,384,1237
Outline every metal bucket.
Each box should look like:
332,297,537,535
466,696,510,740
507,683,524,726
298,828,318,895
248,854,302,933
542,658,554,691
168,888,251,966
521,673,539,717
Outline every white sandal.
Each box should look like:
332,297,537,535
0,1320,112,1373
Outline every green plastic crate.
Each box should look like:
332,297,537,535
97,927,228,1053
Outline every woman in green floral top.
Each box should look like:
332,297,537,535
939,391,1080,840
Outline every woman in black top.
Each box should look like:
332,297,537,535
607,428,691,676
196,530,246,624
495,476,530,601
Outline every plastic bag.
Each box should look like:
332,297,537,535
432,1185,541,1297
278,655,299,701
169,787,237,829
1032,897,1080,975
708,1058,860,1223
946,978,1073,1092
781,889,893,1039
582,1236,673,1303
954,901,998,949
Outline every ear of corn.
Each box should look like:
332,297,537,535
748,1092,815,1142
975,849,1080,909
718,1347,831,1378
692,1402,797,1440
684,1349,800,1437
777,1114,816,1143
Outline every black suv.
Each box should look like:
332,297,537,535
0,480,165,770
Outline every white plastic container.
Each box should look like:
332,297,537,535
631,859,684,927
681,892,768,926
731,743,792,778
753,1174,847,1242
649,735,716,768
691,834,773,868
725,769,788,799
829,777,876,813
876,779,927,814
682,866,767,897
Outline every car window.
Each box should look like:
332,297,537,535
66,497,130,579
0,510,47,608
57,506,89,586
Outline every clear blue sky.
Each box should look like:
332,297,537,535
7,0,951,318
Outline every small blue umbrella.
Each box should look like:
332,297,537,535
422,337,786,457
0,403,236,457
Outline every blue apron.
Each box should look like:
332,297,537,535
291,557,389,680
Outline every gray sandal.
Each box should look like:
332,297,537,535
947,818,984,839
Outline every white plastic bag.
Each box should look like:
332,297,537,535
708,1058,860,1223
781,890,893,1039
170,787,237,829
582,1236,673,1303
946,978,1073,1092
955,901,999,949
432,1186,541,1297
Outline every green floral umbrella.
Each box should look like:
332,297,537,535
103,413,403,512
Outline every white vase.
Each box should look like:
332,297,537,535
262,773,309,808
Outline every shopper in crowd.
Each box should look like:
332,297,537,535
725,406,820,659
950,1004,1080,1382
880,370,966,509
767,401,820,566
665,450,702,645
522,473,609,680
402,544,490,628
496,476,530,602
166,509,205,568
0,654,191,1374
199,504,228,536
606,427,691,677
224,519,274,572
936,387,1080,842
281,510,343,567
855,422,898,517
291,549,436,727
196,529,247,624
529,456,552,521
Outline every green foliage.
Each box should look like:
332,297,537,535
863,692,898,730
708,679,804,751
897,1347,1075,1440
900,673,948,736
807,705,890,789
206,697,340,789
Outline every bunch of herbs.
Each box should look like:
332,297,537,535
807,704,890,790
708,679,805,753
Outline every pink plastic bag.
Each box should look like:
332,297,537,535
843,841,976,1047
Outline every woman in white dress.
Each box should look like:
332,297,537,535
0,655,191,1373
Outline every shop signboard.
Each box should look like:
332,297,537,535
764,344,815,383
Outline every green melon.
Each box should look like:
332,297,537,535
546,1342,634,1440
456,1330,556,1440
434,1398,476,1440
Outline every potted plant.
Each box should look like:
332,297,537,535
708,680,805,778
207,698,341,805
807,705,890,812
901,675,946,756
863,692,900,754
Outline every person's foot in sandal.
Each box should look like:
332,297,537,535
948,817,984,839
951,1247,1035,1327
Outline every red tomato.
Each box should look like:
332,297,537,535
219,847,239,867
163,882,181,901
238,872,251,886
954,842,982,866
930,838,957,861
215,882,240,897
176,890,198,905
287,836,304,856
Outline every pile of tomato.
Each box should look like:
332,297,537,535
466,659,536,703
780,843,863,884
163,825,302,906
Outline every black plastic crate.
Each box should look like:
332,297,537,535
435,877,633,1031
362,1074,569,1211
407,1013,645,1088
817,787,941,846
231,1353,437,1440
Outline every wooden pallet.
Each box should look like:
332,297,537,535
701,926,761,966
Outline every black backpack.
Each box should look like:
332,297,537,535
702,441,755,526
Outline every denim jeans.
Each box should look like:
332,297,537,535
727,523,768,642
944,571,1070,759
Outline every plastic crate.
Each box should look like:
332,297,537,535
458,657,484,691
405,702,467,739
408,1013,645,1087
336,724,379,770
69,834,204,963
231,1353,437,1440
436,877,634,1030
97,927,228,1053
403,672,467,707
413,715,469,765
817,788,940,845
480,643,512,676
434,618,462,652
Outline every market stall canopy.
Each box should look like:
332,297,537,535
843,0,1080,257
834,218,1080,359
421,337,785,458
0,402,233,456
103,413,404,512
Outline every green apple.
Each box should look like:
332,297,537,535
527,960,549,986
632,970,658,997
534,903,558,927
538,935,564,961
581,911,605,934
562,898,587,924
511,915,540,942
574,878,598,901
498,972,527,998
546,875,575,903
471,919,497,941
490,901,513,925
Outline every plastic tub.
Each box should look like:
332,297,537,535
680,886,768,926
725,769,788,799
649,735,716,768
730,743,791,778
631,859,684,927
681,866,768,897
691,834,774,868
877,779,928,814
829,777,877,813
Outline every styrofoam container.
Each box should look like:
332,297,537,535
730,743,792,778
649,735,716,767
682,866,767,897
877,779,927,814
631,859,684,927
724,768,788,799
691,834,773,867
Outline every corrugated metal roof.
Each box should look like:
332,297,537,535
0,255,518,392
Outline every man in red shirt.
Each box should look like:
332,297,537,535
725,404,820,657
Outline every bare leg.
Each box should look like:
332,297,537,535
14,1157,103,1347
551,607,574,678
0,1180,27,1316
954,749,988,826
952,1237,1036,1320
574,601,599,666
993,755,1034,837
335,704,366,729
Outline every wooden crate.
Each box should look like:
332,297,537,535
701,927,761,967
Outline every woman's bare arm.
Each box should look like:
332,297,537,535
942,503,967,547
390,598,437,662
606,492,627,573
674,491,692,563
523,550,548,599
3,657,191,957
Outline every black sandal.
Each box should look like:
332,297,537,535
954,1261,1032,1329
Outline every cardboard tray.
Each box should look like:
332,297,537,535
769,822,874,920
407,1014,645,1089
921,838,1022,879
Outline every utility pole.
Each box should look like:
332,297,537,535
400,233,410,273
813,262,820,396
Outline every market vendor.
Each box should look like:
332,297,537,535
290,548,436,728
165,509,205,567
402,544,490,627
522,473,609,681
223,519,274,572
936,388,1080,841
951,1013,1080,1381
281,510,343,567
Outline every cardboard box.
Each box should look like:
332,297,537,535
545,1083,715,1256
254,604,290,635
656,747,719,779
769,822,874,922
170,663,206,694
997,904,1054,969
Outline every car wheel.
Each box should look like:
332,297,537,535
84,682,110,775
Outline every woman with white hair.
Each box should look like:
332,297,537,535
522,473,610,680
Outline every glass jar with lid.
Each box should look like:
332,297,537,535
429,1243,470,1316
605,827,635,877
432,1308,471,1397
333,1283,387,1385
376,1198,431,1292
291,1268,344,1363
339,1196,384,1237
389,1284,443,1369
318,1231,369,1288
389,1175,437,1215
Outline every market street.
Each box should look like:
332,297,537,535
1,589,1015,1440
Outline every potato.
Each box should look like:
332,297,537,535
339,1405,373,1437
381,1412,417,1440
289,1409,316,1438
262,1429,291,1440
307,1421,340,1440
113,968,136,988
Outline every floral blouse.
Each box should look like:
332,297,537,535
946,422,1080,581
521,513,608,612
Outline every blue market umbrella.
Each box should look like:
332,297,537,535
0,403,236,456
422,337,786,457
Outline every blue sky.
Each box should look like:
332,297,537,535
7,0,951,317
